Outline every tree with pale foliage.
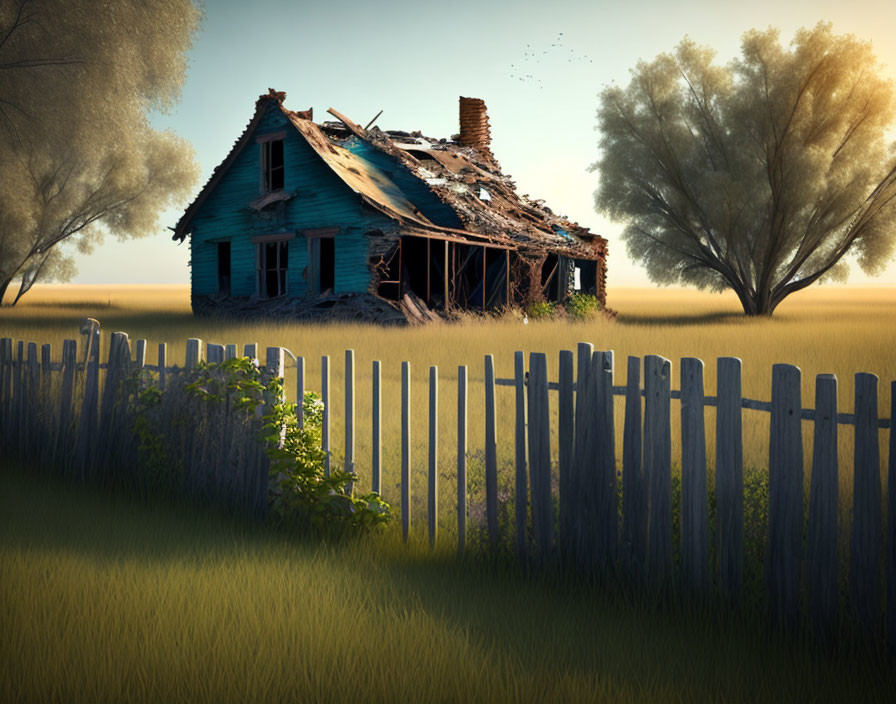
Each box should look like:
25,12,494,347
0,0,202,305
592,23,896,316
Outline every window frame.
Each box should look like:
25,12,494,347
254,237,290,299
256,131,286,194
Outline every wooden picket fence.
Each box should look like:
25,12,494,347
1,320,895,647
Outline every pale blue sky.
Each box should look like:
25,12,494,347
69,0,896,287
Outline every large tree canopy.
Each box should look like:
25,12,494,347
593,23,896,315
0,0,202,305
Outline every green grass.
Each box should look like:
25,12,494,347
2,463,894,703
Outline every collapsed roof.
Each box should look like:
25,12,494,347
173,89,607,264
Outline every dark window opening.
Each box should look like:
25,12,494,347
574,259,598,295
320,237,335,293
376,238,402,301
541,254,560,302
217,241,231,295
257,240,288,298
263,139,285,192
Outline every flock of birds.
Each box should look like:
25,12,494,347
508,31,595,89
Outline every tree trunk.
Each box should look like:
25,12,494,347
0,276,11,306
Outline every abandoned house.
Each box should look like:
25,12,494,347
172,89,608,323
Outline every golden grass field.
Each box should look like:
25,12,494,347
2,284,895,702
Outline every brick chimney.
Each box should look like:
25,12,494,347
458,96,493,160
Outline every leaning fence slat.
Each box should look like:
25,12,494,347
428,365,438,548
622,355,645,580
716,357,744,603
158,343,167,391
345,349,355,495
135,340,146,369
401,361,411,542
371,360,381,494
457,365,467,556
680,357,709,594
644,355,672,587
186,338,203,369
595,350,618,570
807,374,839,644
888,381,896,654
296,356,305,428
484,354,499,548
850,373,882,634
514,351,528,563
321,355,330,477
558,350,575,556
768,363,803,632
528,352,553,563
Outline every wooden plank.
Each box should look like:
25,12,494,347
457,365,467,556
680,357,709,594
850,372,882,634
207,343,225,363
39,343,52,465
528,352,553,563
558,350,575,558
14,341,24,456
716,357,744,603
514,351,528,563
428,365,438,548
321,355,330,477
595,350,618,571
402,361,411,542
40,343,51,403
296,356,305,428
224,344,237,360
888,381,896,655
25,343,38,457
135,340,146,369
185,338,203,369
371,360,381,494
622,356,645,580
243,343,258,361
572,342,595,568
345,349,355,495
768,363,803,632
158,343,167,391
484,354,499,548
58,340,77,463
644,355,672,587
0,339,10,447
807,374,839,645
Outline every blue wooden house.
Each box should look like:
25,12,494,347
172,89,608,322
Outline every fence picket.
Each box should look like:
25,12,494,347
484,354,499,547
645,355,672,587
136,340,146,369
458,365,467,556
224,344,237,360
345,350,355,495
850,373,882,634
40,344,51,401
768,363,803,632
807,374,839,644
680,357,709,594
58,340,77,471
0,339,11,450
207,344,224,363
296,356,305,428
716,357,744,602
158,343,167,390
401,361,411,542
25,343,38,458
595,350,618,571
888,381,896,654
243,343,257,361
573,344,597,570
14,341,23,456
371,360,381,494
186,338,203,369
558,350,575,556
514,351,528,563
74,324,100,478
321,355,330,477
429,365,438,548
622,355,645,580
528,352,553,563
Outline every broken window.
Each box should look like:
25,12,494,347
262,139,285,192
308,235,336,295
217,241,231,295
257,241,288,298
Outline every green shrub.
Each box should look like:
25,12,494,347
565,293,603,320
526,300,557,320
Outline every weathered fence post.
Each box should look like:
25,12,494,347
135,340,146,369
850,373,882,635
58,340,77,470
371,360,381,494
428,365,438,548
185,338,203,369
484,354,499,548
807,374,839,645
158,343,167,391
571,342,595,566
40,343,51,402
97,332,131,479
296,356,305,429
345,349,355,495
681,357,709,594
321,355,330,477
401,361,411,542
595,350,618,571
13,341,24,457
74,320,100,478
644,355,672,588
528,352,553,563
622,355,646,580
888,381,896,655
458,365,468,556
224,344,237,360
207,344,224,363
716,357,744,603
243,343,257,361
514,351,528,564
558,349,575,557
39,343,52,463
0,338,11,447
768,363,803,632
25,343,38,457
